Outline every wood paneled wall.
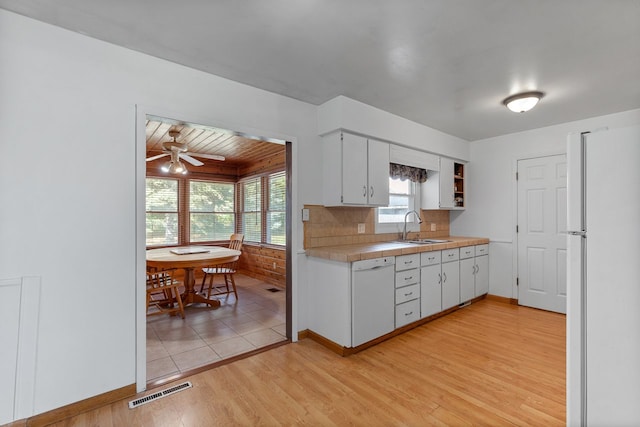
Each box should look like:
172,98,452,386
238,244,286,287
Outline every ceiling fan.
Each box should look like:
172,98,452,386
145,129,225,174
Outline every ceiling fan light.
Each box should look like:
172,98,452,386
503,91,544,113
168,160,187,174
161,161,171,173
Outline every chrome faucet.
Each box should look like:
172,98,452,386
402,210,423,241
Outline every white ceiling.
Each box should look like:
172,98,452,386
1,0,638,141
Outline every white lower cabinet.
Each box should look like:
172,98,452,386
460,245,490,302
474,247,489,296
441,249,460,310
420,251,442,318
395,254,420,328
460,246,476,303
395,299,420,327
307,244,487,350
460,258,476,303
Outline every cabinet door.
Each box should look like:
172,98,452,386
441,260,460,310
439,158,455,208
421,264,442,318
474,254,489,296
341,133,368,204
460,257,475,303
367,138,390,206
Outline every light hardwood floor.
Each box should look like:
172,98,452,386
52,299,565,426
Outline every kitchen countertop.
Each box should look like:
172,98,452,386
305,236,490,262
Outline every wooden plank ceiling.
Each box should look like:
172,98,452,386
145,118,285,176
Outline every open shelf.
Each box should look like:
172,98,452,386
453,162,464,208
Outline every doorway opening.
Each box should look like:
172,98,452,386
141,114,292,387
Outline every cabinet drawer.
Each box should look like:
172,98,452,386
459,246,474,259
475,244,489,256
395,268,419,287
442,248,459,263
395,299,420,328
420,251,441,266
395,283,420,305
395,254,420,271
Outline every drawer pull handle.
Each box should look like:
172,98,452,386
405,311,413,316
405,276,413,281
404,292,413,297
404,261,412,265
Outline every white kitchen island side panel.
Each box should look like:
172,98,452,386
307,257,352,347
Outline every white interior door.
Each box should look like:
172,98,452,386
517,154,567,313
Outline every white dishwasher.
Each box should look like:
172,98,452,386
351,256,395,347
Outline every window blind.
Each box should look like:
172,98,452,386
146,177,179,246
189,180,235,242
267,171,286,245
241,177,262,242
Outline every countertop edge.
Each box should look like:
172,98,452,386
305,236,490,262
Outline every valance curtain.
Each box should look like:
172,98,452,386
389,163,428,183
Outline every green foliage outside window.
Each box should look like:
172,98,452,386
146,178,178,246
189,181,235,242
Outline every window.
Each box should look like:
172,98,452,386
146,177,179,246
267,171,286,245
189,181,235,242
375,177,420,234
146,171,286,247
239,171,287,246
241,177,262,243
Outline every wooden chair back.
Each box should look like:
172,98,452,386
229,233,244,251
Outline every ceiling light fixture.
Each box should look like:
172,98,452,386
162,152,188,174
502,91,545,113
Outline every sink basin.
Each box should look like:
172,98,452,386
403,239,451,245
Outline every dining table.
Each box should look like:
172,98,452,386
146,245,241,308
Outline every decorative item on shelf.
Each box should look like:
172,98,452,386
454,197,464,207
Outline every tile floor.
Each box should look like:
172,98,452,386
146,273,287,383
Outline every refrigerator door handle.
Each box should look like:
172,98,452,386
567,231,587,237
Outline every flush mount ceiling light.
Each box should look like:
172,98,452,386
502,91,545,113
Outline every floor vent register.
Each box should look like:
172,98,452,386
128,381,193,409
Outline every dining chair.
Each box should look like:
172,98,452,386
146,267,185,318
200,233,244,300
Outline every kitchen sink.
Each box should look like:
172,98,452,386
403,239,451,245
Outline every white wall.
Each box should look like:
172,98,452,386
451,109,640,298
0,9,321,418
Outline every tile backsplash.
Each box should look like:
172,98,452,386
303,205,450,248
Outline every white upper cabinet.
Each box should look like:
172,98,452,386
367,138,390,206
421,157,466,210
323,131,389,206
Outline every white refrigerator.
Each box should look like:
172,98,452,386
567,125,640,426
